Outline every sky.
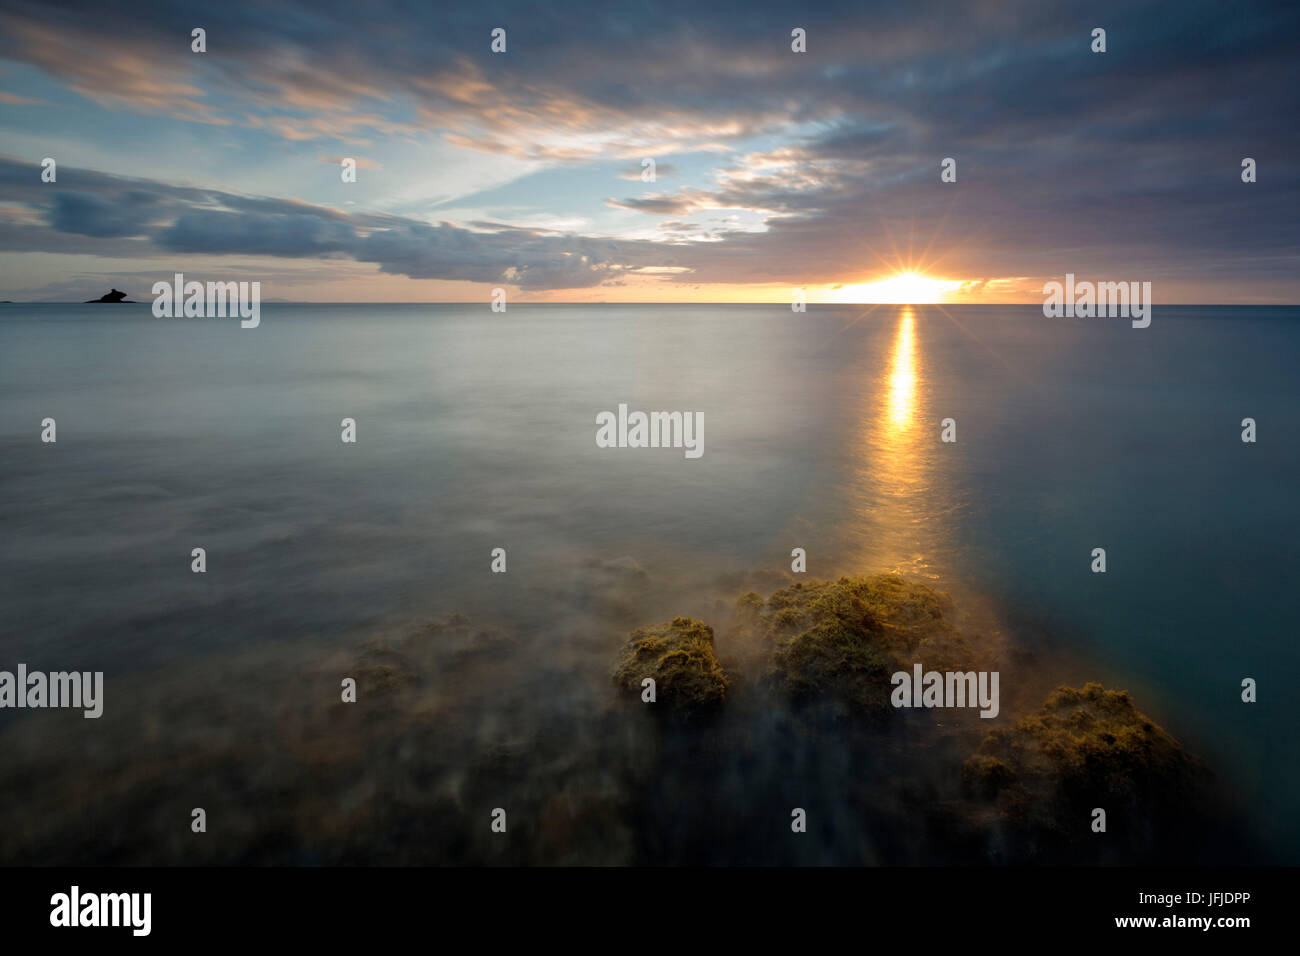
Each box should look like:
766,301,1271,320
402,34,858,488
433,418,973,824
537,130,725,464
0,0,1296,303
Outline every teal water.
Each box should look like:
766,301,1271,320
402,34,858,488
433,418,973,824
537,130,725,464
0,302,1296,860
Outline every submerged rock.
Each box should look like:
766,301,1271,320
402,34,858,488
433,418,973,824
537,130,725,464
612,616,728,716
341,614,518,716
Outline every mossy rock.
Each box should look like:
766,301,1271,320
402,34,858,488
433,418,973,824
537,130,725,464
963,682,1207,860
612,617,728,716
737,574,971,717
965,682,1194,794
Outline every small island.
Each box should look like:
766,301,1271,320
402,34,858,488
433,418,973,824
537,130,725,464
84,288,136,303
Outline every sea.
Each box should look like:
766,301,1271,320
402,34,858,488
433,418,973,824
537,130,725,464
0,302,1296,863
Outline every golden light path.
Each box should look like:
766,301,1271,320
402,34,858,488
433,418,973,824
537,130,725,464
886,307,917,430
847,305,940,579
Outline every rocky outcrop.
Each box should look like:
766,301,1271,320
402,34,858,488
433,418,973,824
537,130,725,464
961,682,1211,861
612,616,728,717
84,288,135,303
734,573,973,718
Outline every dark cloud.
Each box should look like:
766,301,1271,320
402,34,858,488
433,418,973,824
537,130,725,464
4,1,1295,158
160,210,356,257
0,158,677,290
49,191,160,238
354,221,667,289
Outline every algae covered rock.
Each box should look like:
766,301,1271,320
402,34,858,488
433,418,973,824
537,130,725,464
962,682,1209,860
612,616,728,716
735,573,972,717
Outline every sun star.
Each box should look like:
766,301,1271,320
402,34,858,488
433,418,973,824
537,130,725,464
832,272,962,304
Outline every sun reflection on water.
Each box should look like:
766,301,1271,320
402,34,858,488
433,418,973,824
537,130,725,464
846,306,944,579
886,307,918,431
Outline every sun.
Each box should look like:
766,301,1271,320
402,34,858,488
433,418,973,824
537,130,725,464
830,272,963,304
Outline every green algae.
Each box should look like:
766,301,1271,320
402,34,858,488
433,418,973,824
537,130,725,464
962,682,1209,859
611,616,728,716
965,682,1194,795
734,573,973,716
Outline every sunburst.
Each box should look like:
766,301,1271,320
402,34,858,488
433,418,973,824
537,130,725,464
831,272,963,304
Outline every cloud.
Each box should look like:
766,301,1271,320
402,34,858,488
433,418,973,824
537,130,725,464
0,91,44,106
49,191,161,238
353,220,667,289
605,192,708,216
159,209,357,257
0,158,680,290
0,1,1297,295
318,156,382,170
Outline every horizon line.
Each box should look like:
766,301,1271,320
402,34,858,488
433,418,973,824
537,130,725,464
5,300,1300,307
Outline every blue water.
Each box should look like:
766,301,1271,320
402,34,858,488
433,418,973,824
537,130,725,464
0,302,1297,859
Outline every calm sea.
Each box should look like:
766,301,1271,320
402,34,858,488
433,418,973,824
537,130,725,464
0,302,1296,860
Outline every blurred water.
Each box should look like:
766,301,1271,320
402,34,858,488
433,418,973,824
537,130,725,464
0,302,1296,858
